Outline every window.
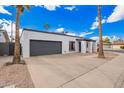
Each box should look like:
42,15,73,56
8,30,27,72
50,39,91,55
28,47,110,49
69,41,75,51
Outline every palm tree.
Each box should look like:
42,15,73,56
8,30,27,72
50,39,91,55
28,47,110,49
98,5,105,58
13,5,30,64
43,23,49,31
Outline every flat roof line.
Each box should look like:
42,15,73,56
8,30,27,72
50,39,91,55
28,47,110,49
23,28,81,38
23,28,95,41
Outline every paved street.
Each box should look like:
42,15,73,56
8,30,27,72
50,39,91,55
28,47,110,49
105,49,124,53
26,52,124,88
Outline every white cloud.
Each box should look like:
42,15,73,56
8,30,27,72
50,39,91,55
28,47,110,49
90,36,99,43
66,31,93,37
64,6,76,11
79,31,94,37
107,5,124,23
36,5,77,11
90,17,106,30
0,6,11,15
0,19,22,41
42,5,60,11
66,32,77,36
90,5,124,29
56,27,93,37
55,27,77,36
56,27,64,33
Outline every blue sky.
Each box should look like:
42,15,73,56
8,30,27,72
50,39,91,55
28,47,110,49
0,5,124,41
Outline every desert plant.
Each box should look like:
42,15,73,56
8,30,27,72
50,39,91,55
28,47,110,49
43,23,50,31
120,46,124,49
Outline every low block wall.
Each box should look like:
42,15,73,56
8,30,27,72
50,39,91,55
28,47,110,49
0,43,14,56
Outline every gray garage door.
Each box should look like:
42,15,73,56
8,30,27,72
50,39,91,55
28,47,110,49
30,40,62,56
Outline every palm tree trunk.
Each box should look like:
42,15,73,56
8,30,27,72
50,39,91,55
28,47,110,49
98,5,105,58
13,7,21,63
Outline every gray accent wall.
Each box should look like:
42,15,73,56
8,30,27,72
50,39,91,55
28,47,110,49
0,43,9,56
0,43,14,56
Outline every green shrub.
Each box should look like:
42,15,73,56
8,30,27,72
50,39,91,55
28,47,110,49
120,46,124,49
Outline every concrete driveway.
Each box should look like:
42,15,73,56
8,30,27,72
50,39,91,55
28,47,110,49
26,53,108,88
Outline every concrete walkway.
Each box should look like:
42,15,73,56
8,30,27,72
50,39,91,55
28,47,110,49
26,53,124,88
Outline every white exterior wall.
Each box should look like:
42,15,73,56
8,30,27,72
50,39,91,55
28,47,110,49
88,41,93,53
20,30,80,58
92,42,97,52
81,41,86,53
0,32,6,42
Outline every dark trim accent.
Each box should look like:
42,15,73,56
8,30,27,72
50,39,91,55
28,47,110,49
76,39,96,42
30,39,62,43
0,30,6,32
79,42,81,52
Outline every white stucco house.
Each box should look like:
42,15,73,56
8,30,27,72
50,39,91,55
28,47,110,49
20,28,97,58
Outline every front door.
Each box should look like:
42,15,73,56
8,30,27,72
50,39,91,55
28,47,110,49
79,42,81,52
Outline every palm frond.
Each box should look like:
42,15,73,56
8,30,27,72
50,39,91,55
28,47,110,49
20,7,24,13
16,5,24,13
25,5,30,10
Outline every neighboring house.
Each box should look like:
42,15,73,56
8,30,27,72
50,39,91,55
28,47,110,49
103,43,112,49
111,41,124,49
0,30,10,43
20,28,97,58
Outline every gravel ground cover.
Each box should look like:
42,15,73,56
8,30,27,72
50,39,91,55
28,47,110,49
0,63,34,88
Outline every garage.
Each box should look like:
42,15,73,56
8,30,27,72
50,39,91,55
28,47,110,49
30,40,62,56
